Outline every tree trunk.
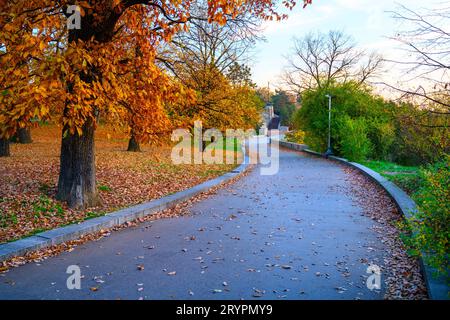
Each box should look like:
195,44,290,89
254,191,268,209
56,119,100,209
56,10,119,209
0,138,10,157
17,127,32,144
127,134,141,152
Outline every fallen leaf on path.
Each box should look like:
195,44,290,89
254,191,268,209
252,288,265,297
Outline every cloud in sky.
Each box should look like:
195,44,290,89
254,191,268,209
251,0,432,92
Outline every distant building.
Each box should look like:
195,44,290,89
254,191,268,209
260,104,280,135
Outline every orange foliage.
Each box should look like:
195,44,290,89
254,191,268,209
168,64,264,131
0,1,312,140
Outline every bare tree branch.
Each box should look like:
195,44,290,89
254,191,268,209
385,4,450,111
282,30,382,94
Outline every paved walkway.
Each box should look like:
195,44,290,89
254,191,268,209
0,148,386,299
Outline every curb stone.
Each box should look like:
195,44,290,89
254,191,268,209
277,139,448,300
0,156,249,263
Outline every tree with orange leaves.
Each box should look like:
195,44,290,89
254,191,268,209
0,0,312,209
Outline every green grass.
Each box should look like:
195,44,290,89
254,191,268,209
84,211,105,220
32,195,65,218
204,137,241,152
361,160,419,174
0,209,18,228
98,184,112,192
221,138,241,152
199,168,229,177
361,160,422,195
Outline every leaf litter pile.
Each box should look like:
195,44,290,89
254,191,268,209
343,165,428,300
0,126,240,244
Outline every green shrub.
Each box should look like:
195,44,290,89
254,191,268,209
293,81,395,160
389,174,422,195
405,156,450,278
337,117,372,162
303,134,326,153
368,121,396,160
392,104,449,166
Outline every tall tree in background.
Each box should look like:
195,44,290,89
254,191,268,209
159,2,263,77
271,90,297,127
0,1,313,208
157,3,266,133
113,22,194,153
159,3,264,130
283,30,382,93
256,86,273,104
379,4,449,162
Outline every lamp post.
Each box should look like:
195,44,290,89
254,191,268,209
324,94,333,157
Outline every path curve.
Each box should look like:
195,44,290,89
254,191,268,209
0,148,388,300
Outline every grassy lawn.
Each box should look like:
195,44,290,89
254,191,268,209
361,160,419,174
0,125,241,243
222,137,242,152
205,137,242,152
361,160,422,195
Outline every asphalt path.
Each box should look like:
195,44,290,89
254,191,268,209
0,148,385,299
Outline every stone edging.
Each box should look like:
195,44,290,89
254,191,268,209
0,157,249,263
278,140,448,300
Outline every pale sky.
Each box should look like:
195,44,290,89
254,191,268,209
251,0,440,93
